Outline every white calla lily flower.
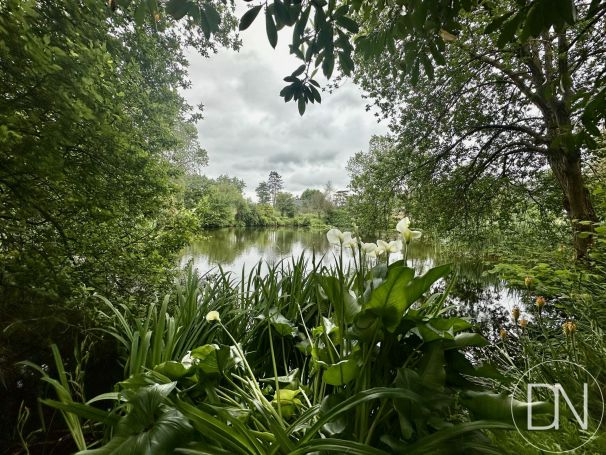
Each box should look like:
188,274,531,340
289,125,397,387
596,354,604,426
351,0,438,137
386,239,403,253
376,239,389,256
206,310,221,322
326,228,354,245
396,216,422,243
342,235,358,249
327,228,356,247
361,242,377,254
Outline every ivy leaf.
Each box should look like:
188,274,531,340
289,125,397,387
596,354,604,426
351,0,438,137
239,5,262,31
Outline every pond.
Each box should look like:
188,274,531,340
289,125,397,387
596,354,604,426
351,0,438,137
180,227,523,337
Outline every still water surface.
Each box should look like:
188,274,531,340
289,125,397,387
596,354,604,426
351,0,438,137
180,228,522,335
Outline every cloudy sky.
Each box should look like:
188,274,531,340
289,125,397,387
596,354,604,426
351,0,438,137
183,8,388,200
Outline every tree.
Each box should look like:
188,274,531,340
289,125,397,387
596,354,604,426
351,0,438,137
275,192,296,217
347,136,407,234
300,188,329,216
255,181,271,204
354,2,604,256
268,171,284,207
0,0,227,441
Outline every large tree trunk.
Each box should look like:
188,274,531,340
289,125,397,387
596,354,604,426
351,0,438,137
548,150,596,258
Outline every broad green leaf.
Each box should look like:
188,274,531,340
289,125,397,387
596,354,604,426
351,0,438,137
462,390,552,426
153,361,191,379
336,15,359,33
323,359,357,385
365,265,414,331
203,4,221,32
404,264,451,308
165,0,191,21
239,5,262,31
266,9,278,48
320,276,360,323
298,97,306,115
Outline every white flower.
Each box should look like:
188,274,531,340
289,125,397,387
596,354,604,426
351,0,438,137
326,228,355,246
342,235,358,249
396,217,422,243
361,242,377,255
206,310,221,322
375,239,388,256
181,351,195,369
386,239,402,253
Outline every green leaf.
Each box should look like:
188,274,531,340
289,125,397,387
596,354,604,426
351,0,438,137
292,64,306,77
266,9,278,48
165,0,190,21
134,3,148,25
483,12,514,34
191,344,222,374
462,390,552,427
338,51,354,76
496,13,523,48
323,359,357,385
520,2,545,40
418,342,445,391
153,361,191,379
203,4,221,33
336,15,359,33
274,0,290,26
447,332,489,349
239,5,262,31
405,264,451,309
320,276,360,323
365,265,414,332
298,97,306,115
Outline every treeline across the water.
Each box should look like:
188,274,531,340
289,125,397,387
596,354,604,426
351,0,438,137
180,171,351,230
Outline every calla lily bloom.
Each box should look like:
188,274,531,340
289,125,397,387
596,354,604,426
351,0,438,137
385,239,402,253
342,235,358,249
396,217,422,243
376,239,388,256
326,228,354,245
206,310,221,322
361,242,377,255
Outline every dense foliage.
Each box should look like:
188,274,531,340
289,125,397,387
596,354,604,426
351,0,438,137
3,0,606,453
0,0,235,444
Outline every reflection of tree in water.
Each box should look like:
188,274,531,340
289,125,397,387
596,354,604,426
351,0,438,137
182,228,333,267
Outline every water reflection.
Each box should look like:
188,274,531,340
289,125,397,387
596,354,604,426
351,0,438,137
180,228,520,332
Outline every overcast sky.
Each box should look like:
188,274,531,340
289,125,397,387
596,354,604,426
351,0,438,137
183,9,388,200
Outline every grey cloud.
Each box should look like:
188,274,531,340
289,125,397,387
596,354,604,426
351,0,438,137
182,19,388,200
